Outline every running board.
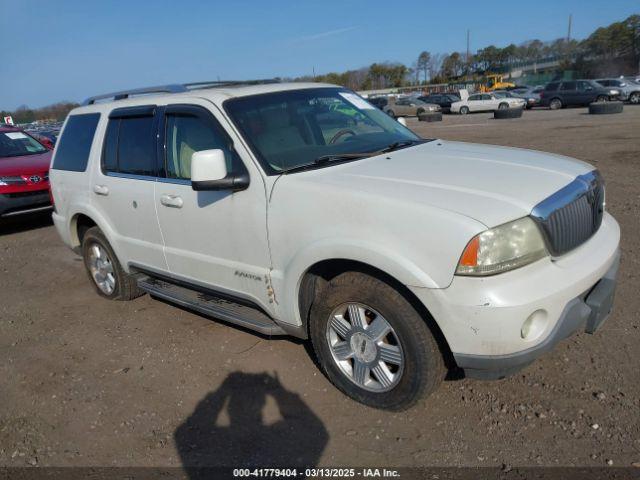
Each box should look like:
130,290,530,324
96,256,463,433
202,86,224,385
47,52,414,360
137,275,286,336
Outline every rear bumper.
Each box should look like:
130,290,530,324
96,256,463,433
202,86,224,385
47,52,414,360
0,191,51,217
454,252,620,379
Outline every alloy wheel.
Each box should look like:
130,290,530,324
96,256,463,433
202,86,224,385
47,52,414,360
326,302,405,392
87,243,116,295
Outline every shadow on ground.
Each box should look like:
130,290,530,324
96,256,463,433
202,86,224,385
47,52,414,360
0,212,52,236
175,372,328,476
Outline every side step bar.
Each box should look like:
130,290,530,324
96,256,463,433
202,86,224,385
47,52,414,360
137,275,287,336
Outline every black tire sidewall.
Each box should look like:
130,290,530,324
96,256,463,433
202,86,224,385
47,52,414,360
460,106,469,114
309,273,443,410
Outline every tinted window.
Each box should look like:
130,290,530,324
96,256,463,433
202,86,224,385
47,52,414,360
482,94,492,100
0,131,48,158
578,81,594,91
102,115,156,176
545,82,559,91
468,94,481,101
165,113,236,180
561,82,577,91
52,113,100,172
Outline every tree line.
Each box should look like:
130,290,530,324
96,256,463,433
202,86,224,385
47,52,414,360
1,102,78,125
301,14,639,89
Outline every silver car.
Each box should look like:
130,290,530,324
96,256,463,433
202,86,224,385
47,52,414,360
383,98,440,118
596,78,640,104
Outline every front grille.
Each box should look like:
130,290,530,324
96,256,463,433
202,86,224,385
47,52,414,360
532,171,605,256
3,190,49,199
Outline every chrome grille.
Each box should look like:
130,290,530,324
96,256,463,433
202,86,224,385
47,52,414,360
531,170,605,256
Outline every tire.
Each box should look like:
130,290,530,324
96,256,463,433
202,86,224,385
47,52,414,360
309,272,446,410
494,107,524,119
81,226,144,301
589,101,623,115
498,102,509,110
459,106,469,115
595,95,608,103
386,109,395,118
418,112,443,122
549,98,562,110
416,108,425,116
628,92,640,104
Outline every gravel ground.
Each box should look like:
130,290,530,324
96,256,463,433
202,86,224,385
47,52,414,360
0,106,639,469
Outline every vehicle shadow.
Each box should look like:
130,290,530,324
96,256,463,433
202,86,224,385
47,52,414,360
0,212,52,236
174,371,328,477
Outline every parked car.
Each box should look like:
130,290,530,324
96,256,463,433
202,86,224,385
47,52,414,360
540,80,619,109
417,94,459,113
595,78,640,104
368,96,389,110
50,81,620,410
510,86,544,108
450,92,525,114
383,97,440,117
0,127,52,218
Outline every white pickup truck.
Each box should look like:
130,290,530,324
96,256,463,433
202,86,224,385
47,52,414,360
49,81,620,410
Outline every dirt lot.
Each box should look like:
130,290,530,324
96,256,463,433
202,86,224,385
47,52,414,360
1,107,639,470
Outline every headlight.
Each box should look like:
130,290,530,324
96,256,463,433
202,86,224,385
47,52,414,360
456,217,547,276
0,176,25,186
609,89,620,95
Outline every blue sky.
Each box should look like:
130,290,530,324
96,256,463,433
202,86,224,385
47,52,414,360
1,0,638,110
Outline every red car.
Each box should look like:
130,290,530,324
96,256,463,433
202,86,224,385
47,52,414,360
0,126,53,218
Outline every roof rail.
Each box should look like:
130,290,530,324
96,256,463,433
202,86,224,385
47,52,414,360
82,79,281,106
82,84,187,106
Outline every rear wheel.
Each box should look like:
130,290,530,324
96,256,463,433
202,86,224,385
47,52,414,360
549,98,562,110
386,109,395,118
595,95,608,102
416,108,425,116
459,106,469,115
498,102,509,110
629,92,640,104
81,227,143,300
309,272,446,410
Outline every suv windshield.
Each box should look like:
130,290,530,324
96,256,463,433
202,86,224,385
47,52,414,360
0,131,48,158
224,88,421,174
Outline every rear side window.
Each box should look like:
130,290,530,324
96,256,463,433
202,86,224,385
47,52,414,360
52,113,100,172
561,82,576,91
102,108,156,177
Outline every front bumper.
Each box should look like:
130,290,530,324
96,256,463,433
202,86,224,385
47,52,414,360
455,251,619,379
0,190,51,217
409,212,620,379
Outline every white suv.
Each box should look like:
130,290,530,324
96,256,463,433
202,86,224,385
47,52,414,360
50,81,620,410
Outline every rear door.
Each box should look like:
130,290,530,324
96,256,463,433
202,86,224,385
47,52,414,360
560,82,578,106
467,94,482,111
154,101,273,310
91,106,167,271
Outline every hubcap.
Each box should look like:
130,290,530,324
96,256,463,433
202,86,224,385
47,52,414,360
326,302,404,392
87,243,116,295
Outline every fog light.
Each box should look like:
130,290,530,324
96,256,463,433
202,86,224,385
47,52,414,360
521,310,548,341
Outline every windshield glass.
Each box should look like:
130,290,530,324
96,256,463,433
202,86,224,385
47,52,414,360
224,87,420,174
0,131,47,158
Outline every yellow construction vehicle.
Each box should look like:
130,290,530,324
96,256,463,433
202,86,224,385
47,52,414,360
480,74,516,92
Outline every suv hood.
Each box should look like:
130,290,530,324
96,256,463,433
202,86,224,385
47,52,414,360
284,140,593,227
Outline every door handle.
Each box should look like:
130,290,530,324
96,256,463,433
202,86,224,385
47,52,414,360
160,194,183,208
93,185,109,196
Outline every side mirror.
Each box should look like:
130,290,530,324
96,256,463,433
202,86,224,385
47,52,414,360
397,117,407,126
191,149,249,192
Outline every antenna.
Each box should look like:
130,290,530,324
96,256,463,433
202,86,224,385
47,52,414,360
567,14,572,43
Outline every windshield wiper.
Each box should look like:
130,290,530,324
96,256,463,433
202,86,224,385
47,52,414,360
380,139,424,153
282,152,373,175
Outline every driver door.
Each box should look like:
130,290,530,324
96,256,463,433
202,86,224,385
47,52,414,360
154,101,274,311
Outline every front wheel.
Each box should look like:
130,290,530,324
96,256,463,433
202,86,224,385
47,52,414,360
498,102,509,110
386,109,395,118
309,272,446,410
629,92,640,104
596,95,608,102
459,106,469,115
549,98,562,110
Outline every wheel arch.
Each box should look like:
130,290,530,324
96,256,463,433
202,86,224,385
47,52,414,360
296,258,455,371
67,207,126,269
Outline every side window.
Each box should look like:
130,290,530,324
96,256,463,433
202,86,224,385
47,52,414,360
52,113,100,172
468,95,480,101
482,94,492,100
561,82,577,91
164,111,237,180
545,82,559,91
578,81,593,91
102,108,156,176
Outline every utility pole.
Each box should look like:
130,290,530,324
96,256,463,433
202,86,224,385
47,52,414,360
466,29,470,79
567,14,572,43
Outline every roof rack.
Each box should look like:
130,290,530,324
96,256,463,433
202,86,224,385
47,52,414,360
82,79,281,105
